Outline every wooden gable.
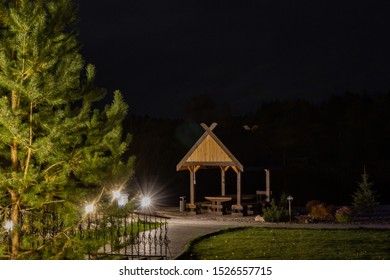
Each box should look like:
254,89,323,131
176,123,243,171
186,134,233,162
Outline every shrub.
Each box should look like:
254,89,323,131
263,200,289,222
352,169,379,213
305,200,322,213
335,206,354,223
278,192,289,208
310,204,333,218
308,203,334,220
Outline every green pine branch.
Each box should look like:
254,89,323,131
0,0,135,259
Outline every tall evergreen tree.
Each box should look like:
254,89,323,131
0,0,134,259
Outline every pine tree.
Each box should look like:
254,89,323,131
0,0,134,259
352,167,379,213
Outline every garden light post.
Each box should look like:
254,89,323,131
85,203,94,240
113,189,129,207
4,220,13,250
118,194,129,207
287,195,293,222
112,190,121,207
140,196,151,227
141,196,151,214
4,220,13,231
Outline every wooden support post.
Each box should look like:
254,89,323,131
186,168,198,215
186,166,200,214
265,169,270,202
190,169,195,205
237,170,242,206
221,167,226,196
231,170,243,216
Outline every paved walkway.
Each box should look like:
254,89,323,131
157,208,390,259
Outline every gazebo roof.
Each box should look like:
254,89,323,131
176,123,244,172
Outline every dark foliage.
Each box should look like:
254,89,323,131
125,92,390,206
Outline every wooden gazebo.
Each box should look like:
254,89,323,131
176,123,244,215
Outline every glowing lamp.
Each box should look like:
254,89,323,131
4,220,13,231
85,204,94,214
118,194,129,207
141,197,151,208
113,190,121,200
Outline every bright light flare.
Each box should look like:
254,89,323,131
118,194,129,207
141,196,151,208
113,190,121,200
85,204,94,214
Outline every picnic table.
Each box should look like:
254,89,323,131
205,196,232,215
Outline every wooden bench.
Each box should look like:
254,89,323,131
231,203,257,216
231,204,244,216
186,203,198,215
199,202,212,213
246,204,254,215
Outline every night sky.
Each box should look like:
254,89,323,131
77,0,390,118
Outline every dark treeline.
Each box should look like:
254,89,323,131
124,92,390,206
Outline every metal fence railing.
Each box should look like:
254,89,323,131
1,210,170,260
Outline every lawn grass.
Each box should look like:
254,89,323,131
180,227,390,260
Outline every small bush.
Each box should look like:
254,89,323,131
306,200,333,221
352,169,379,213
263,200,289,222
308,203,334,221
305,200,322,213
335,206,354,223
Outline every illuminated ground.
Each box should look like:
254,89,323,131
157,207,390,259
